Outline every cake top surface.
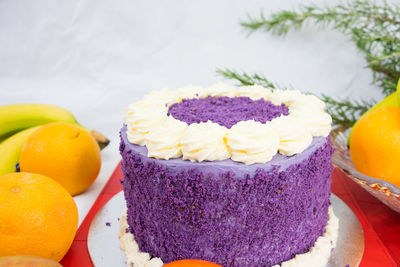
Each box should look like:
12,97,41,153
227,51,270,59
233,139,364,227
123,83,332,164
168,96,289,129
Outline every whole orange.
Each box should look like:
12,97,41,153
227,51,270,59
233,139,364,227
0,172,78,262
20,122,101,196
350,106,400,187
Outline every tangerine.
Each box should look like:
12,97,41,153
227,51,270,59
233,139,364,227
0,172,78,262
350,106,400,187
163,259,222,267
20,122,101,196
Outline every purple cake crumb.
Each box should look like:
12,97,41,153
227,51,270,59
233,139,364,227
119,127,333,266
168,96,289,128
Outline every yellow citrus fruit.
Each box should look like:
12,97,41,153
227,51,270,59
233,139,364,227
0,172,78,262
0,255,62,267
20,122,101,196
350,106,400,187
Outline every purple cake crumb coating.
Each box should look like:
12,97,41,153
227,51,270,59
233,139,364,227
168,96,289,128
120,127,334,266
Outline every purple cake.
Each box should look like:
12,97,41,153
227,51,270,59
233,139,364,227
120,84,334,266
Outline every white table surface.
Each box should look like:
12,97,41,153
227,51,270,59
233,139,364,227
0,0,389,226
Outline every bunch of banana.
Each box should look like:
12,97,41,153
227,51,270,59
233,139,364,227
0,104,110,175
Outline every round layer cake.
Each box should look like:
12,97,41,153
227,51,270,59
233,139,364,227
120,83,334,266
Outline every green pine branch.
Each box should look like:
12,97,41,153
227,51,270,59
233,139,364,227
216,68,374,127
241,0,400,96
320,94,374,128
216,68,277,88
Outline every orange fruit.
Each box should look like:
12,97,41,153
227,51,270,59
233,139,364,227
0,255,62,267
163,259,222,267
20,122,101,196
350,106,400,187
0,172,78,262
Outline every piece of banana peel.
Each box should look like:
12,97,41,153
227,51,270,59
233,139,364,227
90,130,110,150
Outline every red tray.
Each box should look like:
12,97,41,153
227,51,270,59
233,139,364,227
60,164,400,266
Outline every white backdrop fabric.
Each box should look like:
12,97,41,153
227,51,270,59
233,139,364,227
0,0,387,225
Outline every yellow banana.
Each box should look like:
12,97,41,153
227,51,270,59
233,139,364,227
0,126,40,175
0,104,109,149
0,104,77,140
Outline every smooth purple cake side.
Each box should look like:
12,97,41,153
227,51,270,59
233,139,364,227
120,128,334,266
168,96,289,129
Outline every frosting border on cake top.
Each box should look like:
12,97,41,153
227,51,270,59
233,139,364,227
124,83,332,164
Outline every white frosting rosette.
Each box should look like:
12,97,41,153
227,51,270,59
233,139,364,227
227,120,279,164
236,85,273,100
181,121,230,162
124,83,332,164
145,117,188,160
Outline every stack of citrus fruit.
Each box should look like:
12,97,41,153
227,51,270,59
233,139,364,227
0,120,103,262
